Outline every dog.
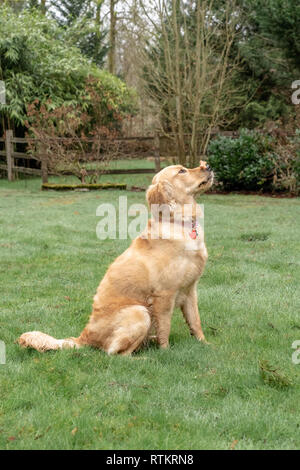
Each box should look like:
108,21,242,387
19,161,213,355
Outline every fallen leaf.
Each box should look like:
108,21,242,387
230,439,238,450
8,436,16,441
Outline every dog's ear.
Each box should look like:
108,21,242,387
146,180,175,208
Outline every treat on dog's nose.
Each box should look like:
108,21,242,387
199,160,207,170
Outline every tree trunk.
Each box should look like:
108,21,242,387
172,0,185,164
154,133,161,173
95,0,103,63
108,0,117,74
40,0,46,15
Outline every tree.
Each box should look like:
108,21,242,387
233,0,300,128
0,5,137,134
137,0,245,165
50,0,108,67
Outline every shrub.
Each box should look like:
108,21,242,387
271,130,300,194
25,97,128,182
207,129,299,193
207,129,274,190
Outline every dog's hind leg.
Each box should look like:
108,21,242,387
105,305,151,355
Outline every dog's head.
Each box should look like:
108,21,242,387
146,161,213,210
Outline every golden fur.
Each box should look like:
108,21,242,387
19,162,213,355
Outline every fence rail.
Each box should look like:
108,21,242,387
0,131,162,182
1,129,292,183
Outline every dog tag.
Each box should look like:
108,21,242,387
189,229,197,239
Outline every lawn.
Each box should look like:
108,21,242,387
0,171,299,450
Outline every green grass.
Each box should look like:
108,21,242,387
0,171,299,450
86,157,171,171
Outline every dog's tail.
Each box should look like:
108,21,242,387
18,331,81,352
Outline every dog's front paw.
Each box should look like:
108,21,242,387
196,334,210,345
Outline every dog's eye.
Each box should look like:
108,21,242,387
178,168,187,174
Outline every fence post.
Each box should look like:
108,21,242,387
5,129,14,181
40,144,48,183
154,133,161,173
41,159,48,183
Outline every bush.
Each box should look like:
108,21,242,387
207,129,275,191
207,129,299,193
271,130,300,194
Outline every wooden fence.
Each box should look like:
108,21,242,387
0,131,161,182
2,128,285,182
0,130,44,180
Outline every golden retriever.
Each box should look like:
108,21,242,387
19,161,213,355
